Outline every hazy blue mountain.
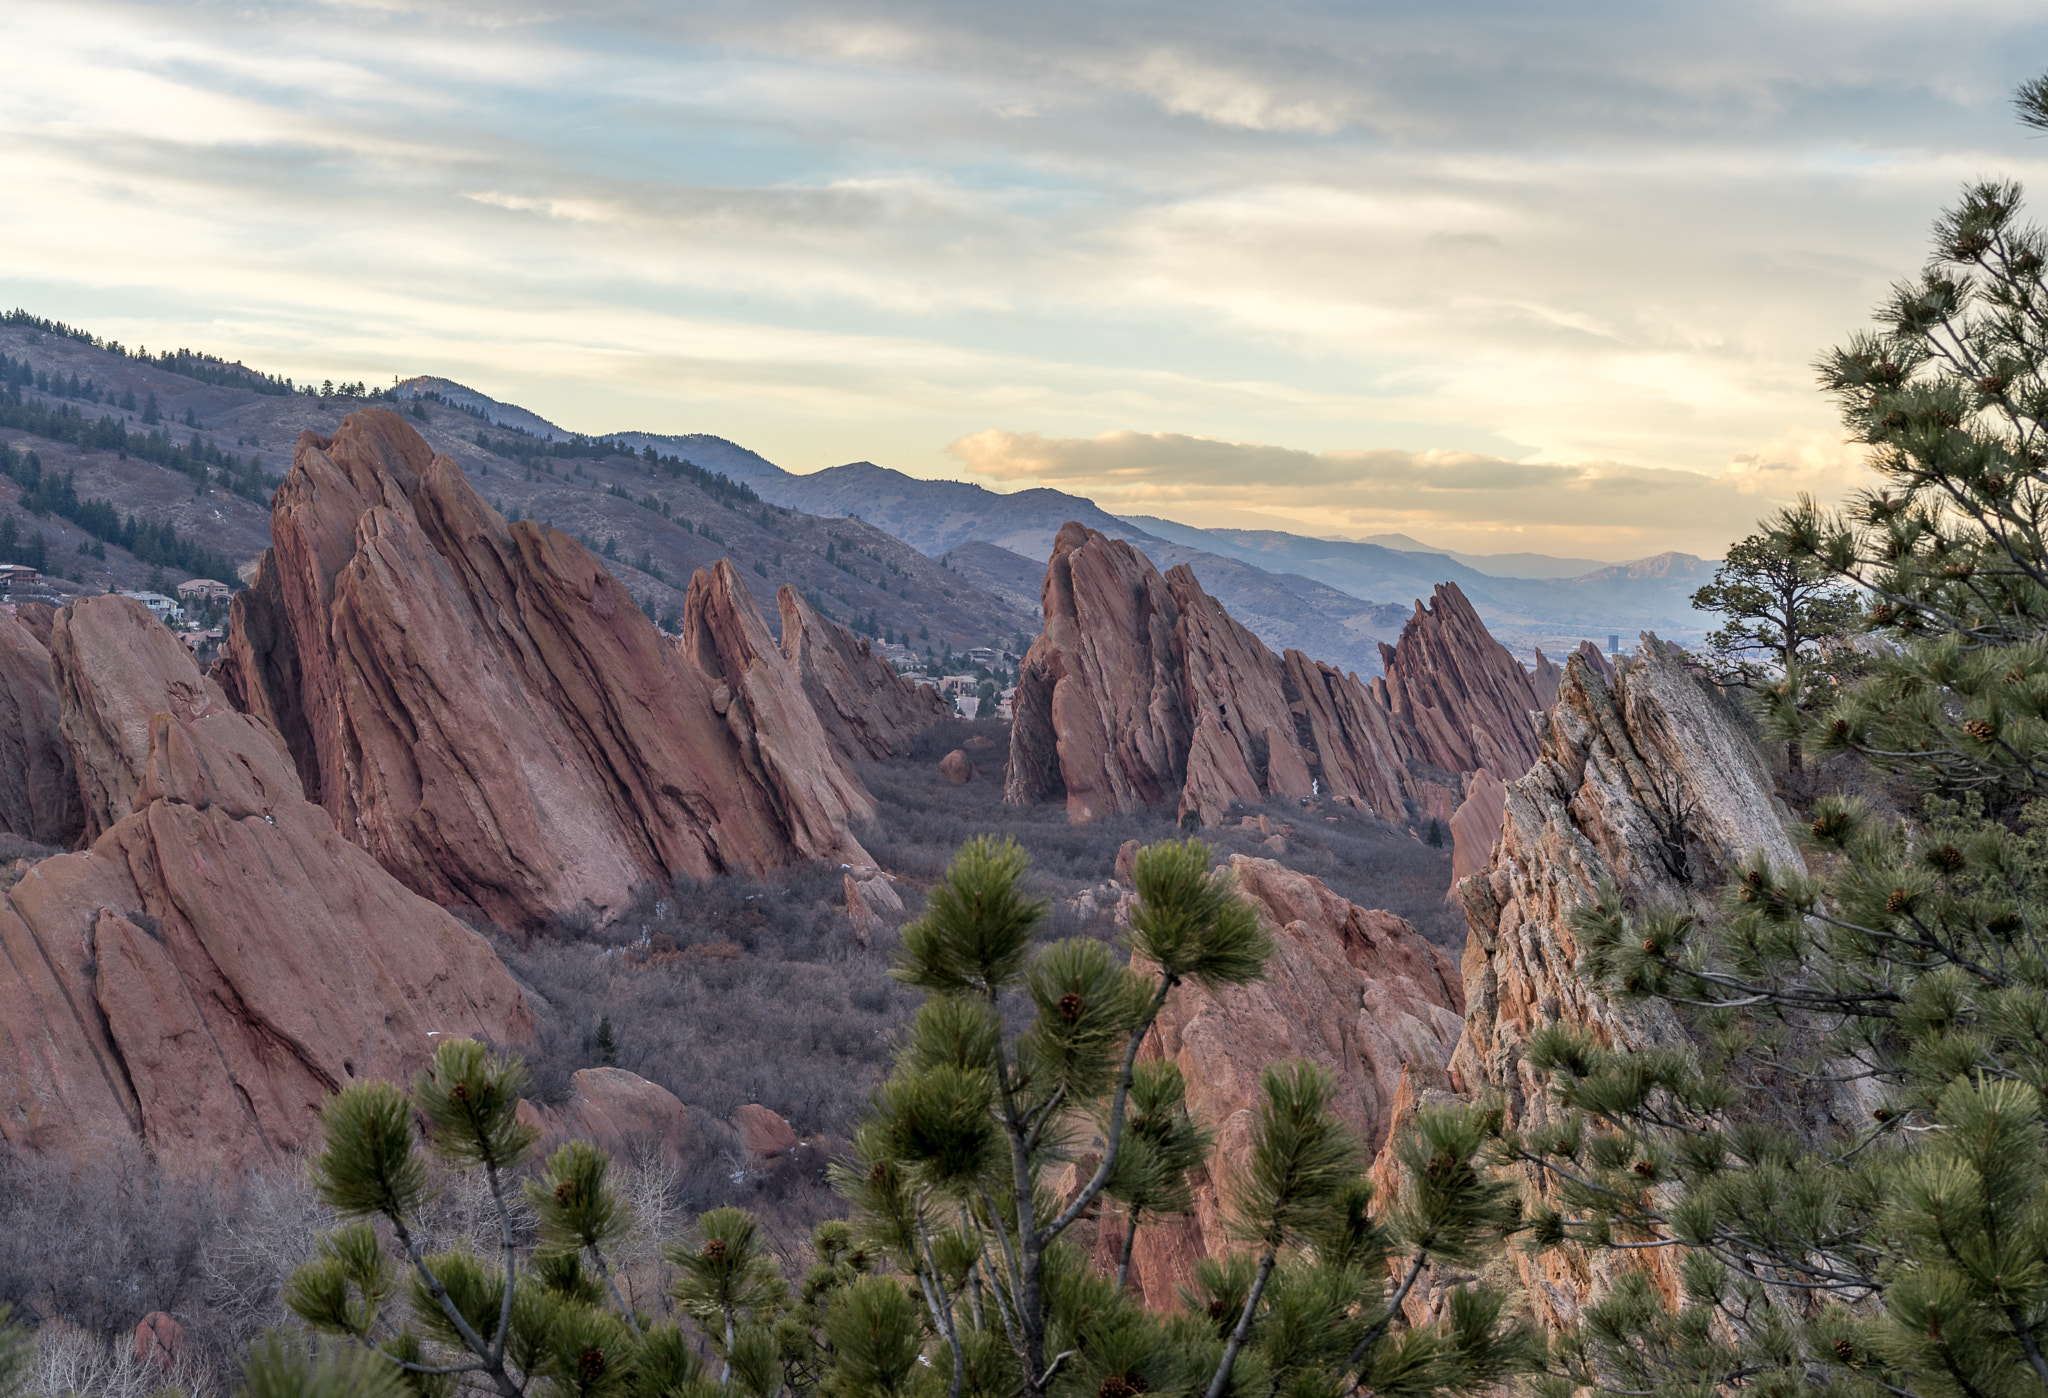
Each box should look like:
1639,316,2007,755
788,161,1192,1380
753,462,1144,559
1352,532,1613,580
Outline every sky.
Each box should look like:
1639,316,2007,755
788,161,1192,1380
5,2,2048,560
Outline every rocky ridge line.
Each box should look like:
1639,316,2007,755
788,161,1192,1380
1005,521,1541,830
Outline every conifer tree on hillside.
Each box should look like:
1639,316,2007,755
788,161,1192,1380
1690,529,1866,769
1514,72,2048,1398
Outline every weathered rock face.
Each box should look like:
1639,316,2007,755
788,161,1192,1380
0,608,79,847
1107,856,1464,1310
0,598,530,1169
777,585,948,761
1004,524,1192,821
1440,636,1850,1333
1005,523,1537,831
682,560,874,866
53,597,234,840
216,410,872,928
1446,767,1507,896
1530,648,1564,712
1373,583,1543,783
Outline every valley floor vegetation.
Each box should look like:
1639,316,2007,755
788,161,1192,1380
0,835,1529,1398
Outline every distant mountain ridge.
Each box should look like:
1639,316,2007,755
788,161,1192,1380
1351,533,1613,580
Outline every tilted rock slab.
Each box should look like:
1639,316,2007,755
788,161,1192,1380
1090,855,1463,1311
0,595,530,1168
1372,582,1543,783
0,607,79,847
1423,636,1864,1335
216,410,871,929
1005,523,1532,829
777,584,948,761
681,560,874,863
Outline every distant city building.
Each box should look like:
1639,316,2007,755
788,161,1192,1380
120,590,183,621
1609,633,1619,653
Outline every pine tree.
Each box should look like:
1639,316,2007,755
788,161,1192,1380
277,840,1538,1398
592,1012,619,1066
1509,70,2048,1398
1690,529,1864,768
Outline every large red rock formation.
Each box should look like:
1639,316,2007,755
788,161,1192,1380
682,560,874,862
1004,523,1538,830
1373,583,1543,782
1096,856,1463,1311
777,585,947,761
0,595,530,1169
0,608,79,847
1004,525,1192,821
215,410,872,928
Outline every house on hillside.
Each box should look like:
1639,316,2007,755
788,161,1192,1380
0,564,41,593
120,590,183,622
177,577,232,604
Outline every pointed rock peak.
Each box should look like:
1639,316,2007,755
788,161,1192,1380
217,408,876,929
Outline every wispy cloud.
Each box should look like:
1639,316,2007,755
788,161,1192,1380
3,0,2047,552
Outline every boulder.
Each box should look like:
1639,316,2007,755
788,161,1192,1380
732,1102,797,1160
214,410,871,929
0,607,80,846
517,1067,693,1168
777,585,948,760
133,1312,183,1369
939,750,974,783
1105,856,1463,1310
0,600,531,1169
844,865,903,948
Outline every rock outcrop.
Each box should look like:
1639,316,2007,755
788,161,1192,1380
52,597,234,840
1438,635,1851,1333
215,410,873,929
939,750,974,784
777,585,947,760
1104,856,1464,1310
1004,525,1193,821
1005,523,1537,830
682,560,874,865
1373,583,1543,783
1446,767,1507,895
0,595,530,1168
517,1067,694,1169
0,608,79,847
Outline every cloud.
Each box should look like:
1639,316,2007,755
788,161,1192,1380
4,0,2047,545
946,428,1873,559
